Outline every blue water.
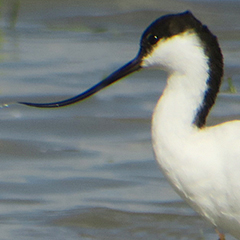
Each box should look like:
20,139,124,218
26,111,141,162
0,0,239,239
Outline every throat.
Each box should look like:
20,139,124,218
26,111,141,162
153,70,215,137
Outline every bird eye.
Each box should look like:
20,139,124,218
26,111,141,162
147,34,159,45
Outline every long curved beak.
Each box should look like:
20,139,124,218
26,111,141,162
19,57,142,108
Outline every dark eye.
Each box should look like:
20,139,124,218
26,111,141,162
147,34,159,45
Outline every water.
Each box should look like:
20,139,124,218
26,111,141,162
0,0,239,239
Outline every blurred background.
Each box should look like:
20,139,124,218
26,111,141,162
0,0,239,239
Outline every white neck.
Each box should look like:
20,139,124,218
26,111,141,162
150,33,210,171
153,70,208,135
151,34,209,130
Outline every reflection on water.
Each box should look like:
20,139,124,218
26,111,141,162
0,1,239,240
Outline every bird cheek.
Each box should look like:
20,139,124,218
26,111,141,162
141,52,166,70
141,53,161,68
141,57,153,68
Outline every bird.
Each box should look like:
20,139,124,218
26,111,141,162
19,11,240,240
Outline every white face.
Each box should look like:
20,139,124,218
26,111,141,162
141,31,208,75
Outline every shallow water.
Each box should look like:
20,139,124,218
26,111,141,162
0,0,239,239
